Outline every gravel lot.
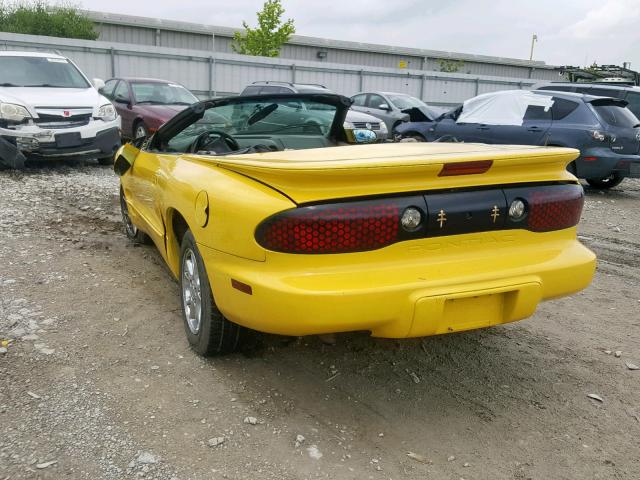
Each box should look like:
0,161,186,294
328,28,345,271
1,160,639,480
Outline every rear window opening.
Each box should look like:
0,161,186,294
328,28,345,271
593,103,640,128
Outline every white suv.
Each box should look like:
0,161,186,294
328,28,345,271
0,51,121,168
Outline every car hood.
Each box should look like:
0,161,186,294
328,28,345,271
346,110,383,123
134,104,189,121
0,87,106,113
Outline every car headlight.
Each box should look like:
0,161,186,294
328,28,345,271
0,102,31,122
96,103,117,122
378,122,388,134
343,121,355,129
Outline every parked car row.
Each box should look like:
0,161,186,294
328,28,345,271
395,88,640,189
0,50,600,357
2,49,639,193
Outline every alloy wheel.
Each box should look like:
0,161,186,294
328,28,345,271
182,248,203,335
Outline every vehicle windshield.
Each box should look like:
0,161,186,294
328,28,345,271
132,82,198,105
593,103,640,128
388,94,426,110
165,97,338,153
0,56,89,88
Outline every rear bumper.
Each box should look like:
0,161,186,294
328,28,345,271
199,229,596,338
577,147,640,179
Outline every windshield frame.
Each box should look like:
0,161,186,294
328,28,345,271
0,55,90,88
150,93,352,152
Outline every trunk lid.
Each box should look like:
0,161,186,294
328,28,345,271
188,143,578,204
590,99,640,155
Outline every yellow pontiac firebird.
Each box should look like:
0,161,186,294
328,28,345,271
114,93,596,356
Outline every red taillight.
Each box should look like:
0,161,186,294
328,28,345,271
257,201,401,254
527,186,584,232
583,156,598,162
438,160,493,176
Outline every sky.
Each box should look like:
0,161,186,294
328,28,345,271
79,0,640,69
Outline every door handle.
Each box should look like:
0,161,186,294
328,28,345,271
527,126,542,132
477,125,490,130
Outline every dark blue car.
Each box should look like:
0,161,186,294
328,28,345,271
396,90,640,189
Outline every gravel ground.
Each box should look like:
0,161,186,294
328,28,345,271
1,160,639,479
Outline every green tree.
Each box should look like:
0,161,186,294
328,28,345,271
232,0,295,57
0,1,98,40
437,59,464,73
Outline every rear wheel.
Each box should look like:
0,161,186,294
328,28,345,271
586,172,625,189
119,187,150,243
180,231,243,356
97,156,113,166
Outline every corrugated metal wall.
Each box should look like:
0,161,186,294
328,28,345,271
95,23,156,46
87,12,561,82
0,32,542,107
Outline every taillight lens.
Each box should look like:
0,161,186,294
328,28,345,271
525,185,584,232
257,200,403,254
257,185,584,254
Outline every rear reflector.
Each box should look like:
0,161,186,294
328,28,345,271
231,279,253,295
526,185,584,232
583,156,598,162
438,160,493,176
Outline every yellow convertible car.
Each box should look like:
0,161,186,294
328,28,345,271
115,93,596,356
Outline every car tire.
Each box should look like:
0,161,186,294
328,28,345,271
586,173,625,189
119,186,151,244
97,156,114,166
408,134,426,142
134,122,148,139
179,230,243,356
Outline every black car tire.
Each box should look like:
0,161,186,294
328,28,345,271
586,173,625,189
179,231,243,356
97,156,114,166
406,133,426,142
119,187,151,244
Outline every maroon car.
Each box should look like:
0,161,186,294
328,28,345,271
99,77,199,139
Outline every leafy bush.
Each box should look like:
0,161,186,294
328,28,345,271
0,1,98,40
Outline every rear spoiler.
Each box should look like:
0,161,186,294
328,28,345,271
587,97,629,107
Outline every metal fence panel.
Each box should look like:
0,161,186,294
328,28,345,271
0,32,539,106
96,23,156,46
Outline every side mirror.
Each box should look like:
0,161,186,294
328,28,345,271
92,78,105,90
113,143,140,176
378,103,391,111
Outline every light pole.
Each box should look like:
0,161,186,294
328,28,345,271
529,34,538,61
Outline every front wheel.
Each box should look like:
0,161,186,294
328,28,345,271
180,231,243,356
586,173,625,189
119,187,150,243
97,156,113,166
